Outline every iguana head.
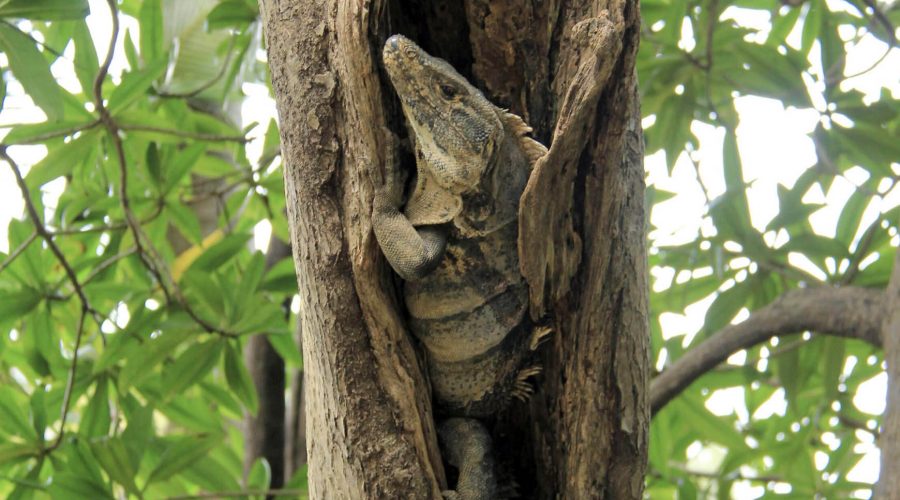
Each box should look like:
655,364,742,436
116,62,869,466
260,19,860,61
383,35,504,225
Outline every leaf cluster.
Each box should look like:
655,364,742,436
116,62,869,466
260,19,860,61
642,1,898,497
0,1,302,498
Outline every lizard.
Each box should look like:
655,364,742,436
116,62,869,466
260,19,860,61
372,34,549,499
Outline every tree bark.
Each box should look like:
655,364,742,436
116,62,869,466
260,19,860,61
259,0,647,497
877,250,900,498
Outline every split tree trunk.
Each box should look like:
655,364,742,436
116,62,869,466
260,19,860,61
260,0,648,497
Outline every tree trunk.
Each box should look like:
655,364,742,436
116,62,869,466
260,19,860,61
877,251,900,498
259,0,648,497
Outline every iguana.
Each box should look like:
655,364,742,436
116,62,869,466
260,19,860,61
372,34,549,499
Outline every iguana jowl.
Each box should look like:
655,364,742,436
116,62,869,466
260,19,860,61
373,34,548,499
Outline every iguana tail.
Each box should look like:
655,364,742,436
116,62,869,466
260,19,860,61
438,418,498,500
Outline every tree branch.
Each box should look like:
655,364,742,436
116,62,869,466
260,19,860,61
0,230,37,273
0,148,94,453
651,286,885,415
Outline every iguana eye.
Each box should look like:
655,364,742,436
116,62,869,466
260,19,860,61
439,84,458,99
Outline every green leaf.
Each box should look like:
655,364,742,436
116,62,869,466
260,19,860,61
206,0,258,30
24,129,100,186
182,269,226,318
223,341,258,414
89,437,140,496
0,69,6,109
2,120,94,144
188,233,252,273
777,337,801,413
239,251,266,299
246,457,271,491
0,0,89,20
0,387,37,441
0,23,63,120
145,433,220,485
80,377,111,437
145,141,162,187
800,2,822,56
119,394,153,469
262,118,281,163
232,301,285,335
822,337,845,400
29,387,46,440
0,287,41,319
166,201,203,245
139,0,163,65
260,257,298,294
48,473,113,499
161,339,224,399
72,19,99,96
673,393,748,452
64,433,105,486
117,331,187,392
0,442,38,465
283,465,309,495
648,84,695,169
163,143,206,194
767,6,801,46
267,331,302,367
702,281,749,339
107,57,168,115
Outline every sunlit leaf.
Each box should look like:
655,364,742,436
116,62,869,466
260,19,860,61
0,23,63,120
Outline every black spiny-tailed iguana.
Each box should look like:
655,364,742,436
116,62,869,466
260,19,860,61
372,34,549,499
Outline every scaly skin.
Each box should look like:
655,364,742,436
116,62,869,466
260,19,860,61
373,34,547,499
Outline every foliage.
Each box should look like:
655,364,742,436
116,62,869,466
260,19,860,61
0,0,303,498
0,0,897,499
640,0,898,498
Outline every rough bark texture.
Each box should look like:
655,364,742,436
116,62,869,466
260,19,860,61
877,251,900,498
260,0,647,497
651,286,886,415
260,1,444,497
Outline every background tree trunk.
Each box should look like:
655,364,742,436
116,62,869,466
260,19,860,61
259,0,648,497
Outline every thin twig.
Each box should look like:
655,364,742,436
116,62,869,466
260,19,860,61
668,461,782,483
0,119,101,145
49,204,165,236
0,148,96,316
94,0,238,338
0,230,37,274
119,123,249,143
80,247,137,287
3,146,95,452
45,309,88,452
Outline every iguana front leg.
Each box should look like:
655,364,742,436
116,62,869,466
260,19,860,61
372,144,448,281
